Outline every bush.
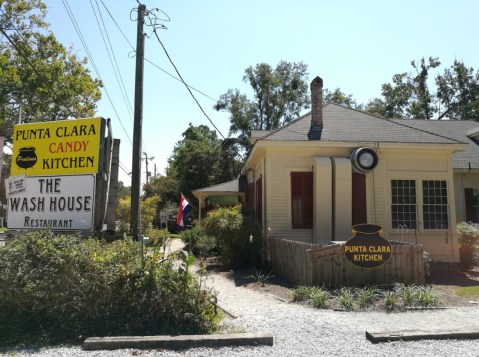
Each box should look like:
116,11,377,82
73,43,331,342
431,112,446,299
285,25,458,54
181,226,217,257
457,222,479,270
203,206,263,268
0,230,218,345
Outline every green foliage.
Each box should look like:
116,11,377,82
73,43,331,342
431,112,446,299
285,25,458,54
416,285,438,307
356,286,380,309
291,286,312,302
0,2,102,141
181,226,217,258
215,61,310,151
168,124,242,199
0,230,218,345
457,222,479,270
115,196,161,236
323,88,363,109
247,267,275,287
366,57,479,120
455,285,479,298
142,175,180,210
203,206,263,268
291,284,440,312
336,287,355,311
395,283,417,308
310,288,330,309
383,290,399,312
143,227,167,247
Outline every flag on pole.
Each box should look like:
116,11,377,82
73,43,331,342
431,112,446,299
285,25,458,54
176,194,193,229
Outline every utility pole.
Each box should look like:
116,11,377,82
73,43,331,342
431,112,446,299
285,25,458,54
130,3,146,242
143,152,154,184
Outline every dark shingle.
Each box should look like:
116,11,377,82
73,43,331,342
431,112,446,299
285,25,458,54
261,104,463,144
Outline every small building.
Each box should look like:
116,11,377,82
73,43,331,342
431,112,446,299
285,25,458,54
196,76,479,264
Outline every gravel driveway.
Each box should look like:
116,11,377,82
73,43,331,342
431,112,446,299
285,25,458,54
2,264,479,357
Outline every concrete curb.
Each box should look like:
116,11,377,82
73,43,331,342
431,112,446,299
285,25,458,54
366,329,479,343
83,332,274,350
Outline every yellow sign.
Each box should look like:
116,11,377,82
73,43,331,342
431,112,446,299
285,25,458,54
11,117,102,176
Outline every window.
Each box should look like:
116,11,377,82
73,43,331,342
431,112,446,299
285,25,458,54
291,172,313,229
391,179,449,231
422,180,448,229
391,180,417,229
464,188,479,223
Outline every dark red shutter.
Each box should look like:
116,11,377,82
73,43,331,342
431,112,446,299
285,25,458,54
352,172,367,225
291,172,313,229
465,188,475,223
256,176,262,222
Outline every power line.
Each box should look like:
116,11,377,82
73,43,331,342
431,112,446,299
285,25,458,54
98,0,216,102
152,26,226,139
91,0,134,121
61,0,133,145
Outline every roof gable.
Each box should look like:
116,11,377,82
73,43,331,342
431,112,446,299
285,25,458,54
260,104,463,145
389,119,479,169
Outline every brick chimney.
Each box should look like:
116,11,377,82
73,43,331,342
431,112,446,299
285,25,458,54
308,76,323,140
311,76,323,127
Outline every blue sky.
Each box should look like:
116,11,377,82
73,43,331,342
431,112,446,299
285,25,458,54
44,0,479,185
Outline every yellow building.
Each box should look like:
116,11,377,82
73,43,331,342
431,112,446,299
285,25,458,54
195,76,479,264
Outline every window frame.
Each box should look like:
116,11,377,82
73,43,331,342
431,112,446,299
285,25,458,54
390,178,450,231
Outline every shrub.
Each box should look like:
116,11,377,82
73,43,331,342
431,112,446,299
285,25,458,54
383,290,399,312
395,283,418,308
336,287,355,311
248,267,275,286
0,230,218,345
203,206,263,268
457,222,479,270
291,286,312,302
310,288,330,309
416,285,438,307
181,226,217,258
356,286,380,309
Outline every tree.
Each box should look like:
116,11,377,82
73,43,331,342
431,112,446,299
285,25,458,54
117,181,130,200
215,61,310,150
436,60,479,120
366,57,479,120
143,174,180,210
115,195,160,234
167,124,242,199
0,0,102,142
323,88,362,109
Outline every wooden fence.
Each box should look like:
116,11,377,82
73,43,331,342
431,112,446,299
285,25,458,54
269,237,425,287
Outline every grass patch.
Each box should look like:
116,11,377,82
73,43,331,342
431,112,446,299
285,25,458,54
455,286,479,298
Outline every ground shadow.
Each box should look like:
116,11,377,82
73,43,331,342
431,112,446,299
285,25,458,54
427,268,479,287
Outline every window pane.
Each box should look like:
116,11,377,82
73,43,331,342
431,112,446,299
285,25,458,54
391,180,417,229
422,180,448,229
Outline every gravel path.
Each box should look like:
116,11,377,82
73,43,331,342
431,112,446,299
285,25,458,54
2,265,479,356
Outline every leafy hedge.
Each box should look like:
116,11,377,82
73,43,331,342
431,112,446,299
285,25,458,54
0,231,218,345
203,206,263,268
457,222,479,270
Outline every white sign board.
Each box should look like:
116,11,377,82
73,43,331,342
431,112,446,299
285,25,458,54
6,174,95,231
